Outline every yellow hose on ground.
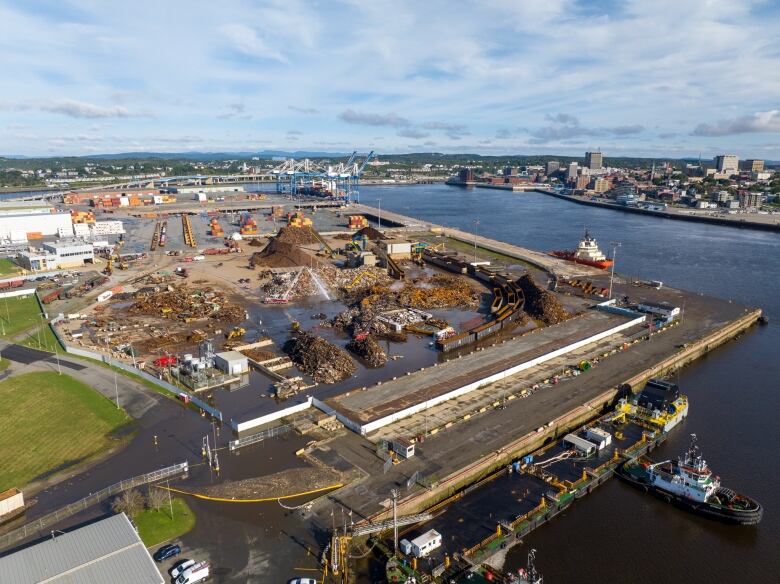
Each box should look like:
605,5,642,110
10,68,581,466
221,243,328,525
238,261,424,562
157,483,343,503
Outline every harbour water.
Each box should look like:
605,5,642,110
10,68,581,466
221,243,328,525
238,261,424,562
358,184,779,583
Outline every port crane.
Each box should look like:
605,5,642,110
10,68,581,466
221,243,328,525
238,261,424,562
268,150,375,203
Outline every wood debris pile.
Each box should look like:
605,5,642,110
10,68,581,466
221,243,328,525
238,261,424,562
518,274,569,324
346,334,388,368
283,332,356,383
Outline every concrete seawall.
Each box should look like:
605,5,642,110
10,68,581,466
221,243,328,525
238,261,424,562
538,190,780,233
359,307,763,523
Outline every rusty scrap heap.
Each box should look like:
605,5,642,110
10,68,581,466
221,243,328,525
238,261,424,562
346,334,388,368
517,274,569,325
129,284,244,323
283,332,356,384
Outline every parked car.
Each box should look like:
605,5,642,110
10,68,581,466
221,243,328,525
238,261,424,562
287,579,317,584
153,543,181,562
175,561,209,584
170,559,195,578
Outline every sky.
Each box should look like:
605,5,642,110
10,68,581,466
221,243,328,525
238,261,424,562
1,0,780,159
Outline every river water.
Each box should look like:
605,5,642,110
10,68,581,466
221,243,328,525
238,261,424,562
358,184,779,583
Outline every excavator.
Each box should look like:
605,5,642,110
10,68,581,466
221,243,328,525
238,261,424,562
225,327,246,340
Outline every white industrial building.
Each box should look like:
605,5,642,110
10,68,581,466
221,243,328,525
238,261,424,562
636,301,681,319
214,350,249,375
43,241,95,267
0,513,164,584
16,249,57,271
400,529,442,558
380,239,413,259
0,211,73,242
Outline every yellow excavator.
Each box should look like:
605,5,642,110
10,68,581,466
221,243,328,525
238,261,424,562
225,327,246,340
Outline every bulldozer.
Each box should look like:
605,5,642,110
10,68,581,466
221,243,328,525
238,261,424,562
225,326,246,340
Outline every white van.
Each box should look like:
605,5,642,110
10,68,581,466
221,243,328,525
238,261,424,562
176,562,209,584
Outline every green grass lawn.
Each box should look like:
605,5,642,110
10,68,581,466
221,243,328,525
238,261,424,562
0,294,44,338
0,358,9,373
20,323,61,352
132,497,196,547
0,258,22,276
0,372,130,491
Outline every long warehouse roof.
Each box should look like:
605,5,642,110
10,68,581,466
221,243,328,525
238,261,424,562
0,513,164,584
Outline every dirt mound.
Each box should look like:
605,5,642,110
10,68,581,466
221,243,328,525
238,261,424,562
249,238,265,247
518,274,569,324
276,225,321,245
250,239,303,268
283,332,356,383
356,226,386,240
346,335,388,367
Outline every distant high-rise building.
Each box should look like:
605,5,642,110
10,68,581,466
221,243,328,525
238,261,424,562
742,159,764,172
545,161,560,175
503,165,518,177
739,192,762,208
591,177,610,193
585,151,603,170
567,162,579,180
574,175,590,190
714,154,739,175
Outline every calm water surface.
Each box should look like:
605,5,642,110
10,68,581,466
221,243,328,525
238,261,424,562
359,184,779,583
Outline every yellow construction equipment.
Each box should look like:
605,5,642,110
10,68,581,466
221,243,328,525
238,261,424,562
346,271,379,290
225,326,246,340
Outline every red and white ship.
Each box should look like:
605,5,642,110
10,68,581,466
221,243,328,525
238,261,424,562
549,231,614,269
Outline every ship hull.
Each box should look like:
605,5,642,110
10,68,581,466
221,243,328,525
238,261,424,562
548,251,614,270
616,462,763,525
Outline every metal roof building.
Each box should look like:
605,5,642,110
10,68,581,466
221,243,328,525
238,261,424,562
0,513,163,584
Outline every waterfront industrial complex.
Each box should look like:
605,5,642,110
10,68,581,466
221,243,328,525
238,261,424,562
0,160,767,583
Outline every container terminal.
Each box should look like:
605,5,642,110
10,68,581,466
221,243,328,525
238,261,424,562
0,179,763,582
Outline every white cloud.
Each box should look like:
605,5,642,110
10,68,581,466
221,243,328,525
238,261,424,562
692,110,780,136
218,23,287,63
40,99,139,119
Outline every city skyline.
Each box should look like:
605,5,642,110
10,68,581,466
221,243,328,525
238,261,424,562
1,0,780,158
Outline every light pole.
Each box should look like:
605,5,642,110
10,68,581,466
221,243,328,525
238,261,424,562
608,242,621,300
113,366,119,408
473,219,480,264
377,198,382,229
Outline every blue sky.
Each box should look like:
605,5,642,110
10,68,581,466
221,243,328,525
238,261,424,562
1,0,780,158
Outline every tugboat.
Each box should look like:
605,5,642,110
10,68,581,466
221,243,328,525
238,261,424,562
508,549,543,584
617,434,763,525
548,230,614,269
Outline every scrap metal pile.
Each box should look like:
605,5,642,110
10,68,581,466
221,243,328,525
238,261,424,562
346,334,388,367
128,284,245,323
283,331,356,383
259,269,317,301
518,274,570,324
327,274,478,339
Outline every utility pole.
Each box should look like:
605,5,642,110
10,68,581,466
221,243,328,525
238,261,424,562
113,366,119,408
166,479,173,519
473,219,480,264
608,242,621,300
391,488,398,555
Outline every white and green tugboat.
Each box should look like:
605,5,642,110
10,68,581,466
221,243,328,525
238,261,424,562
617,434,762,525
